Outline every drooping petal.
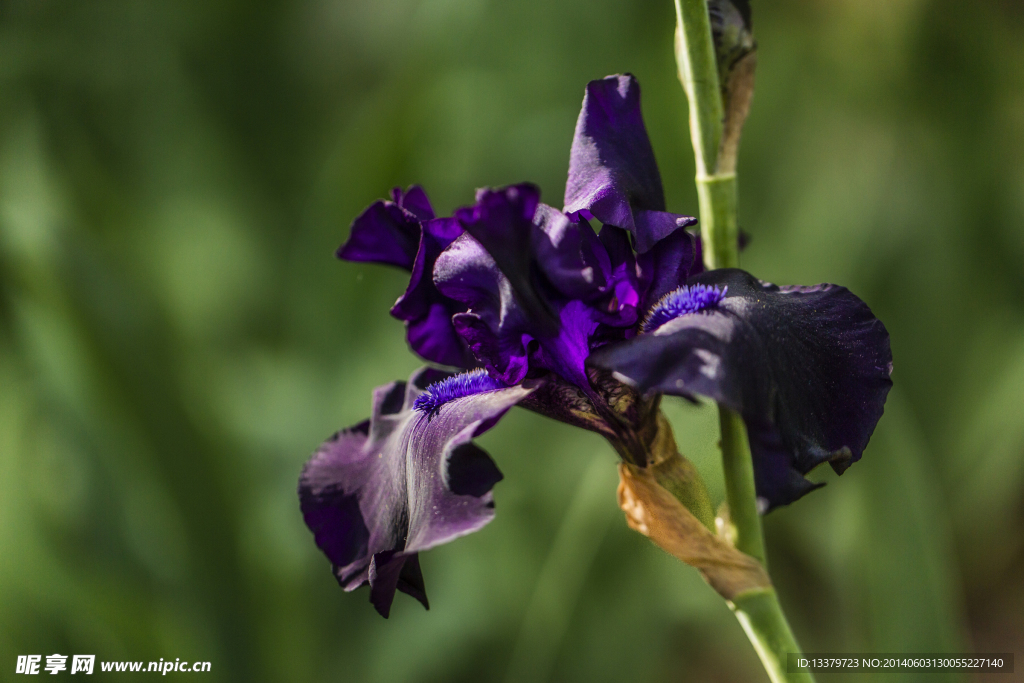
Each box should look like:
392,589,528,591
590,268,893,510
299,367,533,617
337,185,435,268
563,74,696,252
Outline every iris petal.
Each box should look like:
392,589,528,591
338,188,474,368
390,217,476,367
298,367,533,617
437,185,642,388
337,185,434,268
563,74,696,252
636,228,702,314
589,268,893,509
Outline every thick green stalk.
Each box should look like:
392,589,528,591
673,1,813,681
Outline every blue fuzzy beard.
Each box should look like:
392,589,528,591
414,369,505,416
642,284,728,332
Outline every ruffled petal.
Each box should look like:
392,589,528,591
563,74,696,252
392,185,435,222
453,184,559,332
589,268,893,510
299,367,533,617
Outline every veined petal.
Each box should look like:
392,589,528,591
590,268,893,510
299,367,533,617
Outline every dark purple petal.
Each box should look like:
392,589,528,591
337,201,419,268
338,186,474,368
532,203,601,301
563,74,697,253
454,184,559,333
594,226,640,327
392,185,435,222
531,300,600,389
589,268,893,510
564,74,664,215
635,210,698,252
636,227,701,312
436,232,534,384
402,302,476,369
338,186,435,268
438,185,644,388
299,368,533,617
391,217,476,367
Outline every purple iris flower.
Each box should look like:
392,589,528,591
300,73,891,615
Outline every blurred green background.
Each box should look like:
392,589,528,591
1,0,1022,681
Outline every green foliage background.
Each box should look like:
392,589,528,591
1,0,1022,681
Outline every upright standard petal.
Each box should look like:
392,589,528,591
299,367,533,617
564,74,696,252
454,184,560,334
590,269,893,509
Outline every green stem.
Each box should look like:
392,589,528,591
697,174,739,270
673,1,814,681
732,589,815,683
673,0,723,178
719,407,766,564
